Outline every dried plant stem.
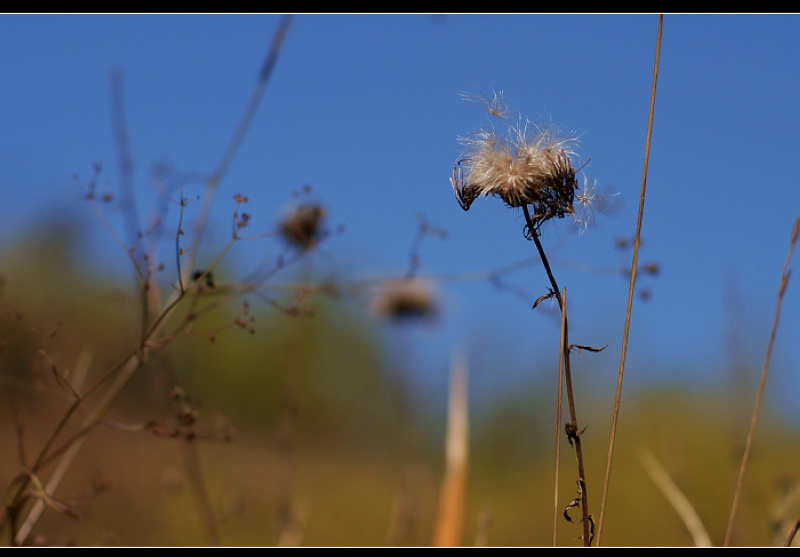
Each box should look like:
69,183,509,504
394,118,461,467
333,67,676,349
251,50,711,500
181,441,221,546
594,14,662,547
8,233,231,544
186,14,293,275
4,18,296,545
433,348,469,547
110,69,152,340
552,287,567,546
109,69,141,257
12,346,144,545
638,449,712,547
724,216,800,546
10,349,93,544
523,206,591,547
785,517,800,547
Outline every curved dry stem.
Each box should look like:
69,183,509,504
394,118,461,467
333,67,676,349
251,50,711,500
595,14,662,547
522,205,591,546
185,14,293,280
724,216,799,546
109,69,142,259
110,69,151,340
785,517,800,547
638,448,712,547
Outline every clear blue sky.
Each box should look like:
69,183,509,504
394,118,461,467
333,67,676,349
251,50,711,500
1,14,798,420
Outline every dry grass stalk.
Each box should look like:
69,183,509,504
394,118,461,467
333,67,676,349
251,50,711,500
433,348,469,547
724,215,800,546
785,518,800,547
638,449,712,547
595,14,663,547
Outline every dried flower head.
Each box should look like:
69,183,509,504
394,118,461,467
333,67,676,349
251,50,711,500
451,93,583,232
279,204,326,250
371,280,437,323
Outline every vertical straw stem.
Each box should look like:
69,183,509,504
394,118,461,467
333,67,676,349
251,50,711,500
595,14,662,546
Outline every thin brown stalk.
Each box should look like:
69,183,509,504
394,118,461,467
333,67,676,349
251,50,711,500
552,287,567,546
784,517,800,547
109,69,141,255
724,216,800,546
11,349,94,545
594,14,662,547
186,14,293,278
110,70,151,340
523,205,591,546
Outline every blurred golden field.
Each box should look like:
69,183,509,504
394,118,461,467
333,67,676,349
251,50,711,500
2,219,799,547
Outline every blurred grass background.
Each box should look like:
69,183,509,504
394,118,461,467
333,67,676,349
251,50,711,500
1,216,799,547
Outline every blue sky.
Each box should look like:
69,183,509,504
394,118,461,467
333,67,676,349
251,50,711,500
1,14,799,420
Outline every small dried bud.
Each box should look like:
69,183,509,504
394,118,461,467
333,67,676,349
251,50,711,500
191,269,215,290
641,262,660,275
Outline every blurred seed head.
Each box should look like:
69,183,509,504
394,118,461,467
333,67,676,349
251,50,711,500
641,262,660,275
279,204,326,250
371,280,437,323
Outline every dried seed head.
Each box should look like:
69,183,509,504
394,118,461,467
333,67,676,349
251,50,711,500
451,94,584,231
279,204,326,250
371,280,437,323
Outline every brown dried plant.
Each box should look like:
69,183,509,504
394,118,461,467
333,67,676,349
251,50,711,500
451,90,609,546
0,15,296,546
